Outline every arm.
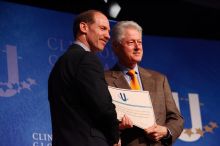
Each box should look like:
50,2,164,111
76,53,120,144
162,76,184,144
145,76,184,145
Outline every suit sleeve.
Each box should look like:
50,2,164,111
76,53,119,144
163,76,184,145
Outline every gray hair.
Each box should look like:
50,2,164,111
111,21,143,44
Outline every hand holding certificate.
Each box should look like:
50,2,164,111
108,86,155,129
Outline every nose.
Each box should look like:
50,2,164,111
134,44,140,50
134,40,142,49
105,32,110,40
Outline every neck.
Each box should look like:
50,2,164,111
76,35,90,49
119,61,137,69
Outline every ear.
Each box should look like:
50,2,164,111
79,22,88,34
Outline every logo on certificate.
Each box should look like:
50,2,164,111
119,93,128,102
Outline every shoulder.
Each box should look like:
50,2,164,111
65,44,100,63
66,44,85,57
54,44,102,70
105,64,121,76
104,70,113,78
139,66,167,80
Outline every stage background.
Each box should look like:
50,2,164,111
0,1,219,146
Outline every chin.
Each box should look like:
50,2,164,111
134,58,142,62
99,45,105,50
97,48,104,52
100,47,105,51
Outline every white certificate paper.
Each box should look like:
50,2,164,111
108,86,155,129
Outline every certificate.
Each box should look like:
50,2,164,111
108,86,155,129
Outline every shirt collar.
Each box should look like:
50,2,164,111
74,41,91,52
117,63,139,75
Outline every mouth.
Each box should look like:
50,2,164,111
100,39,107,44
133,52,141,55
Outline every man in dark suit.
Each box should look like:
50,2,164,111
105,21,184,146
48,10,120,146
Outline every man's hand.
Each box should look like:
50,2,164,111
119,115,133,130
144,124,168,142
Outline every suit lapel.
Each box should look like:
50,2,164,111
110,65,131,89
139,67,153,91
110,66,155,93
138,67,160,121
111,71,131,89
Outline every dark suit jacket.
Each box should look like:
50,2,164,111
105,65,184,146
48,44,119,146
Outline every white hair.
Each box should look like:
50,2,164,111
111,21,143,44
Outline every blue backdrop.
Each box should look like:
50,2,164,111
1,1,220,146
